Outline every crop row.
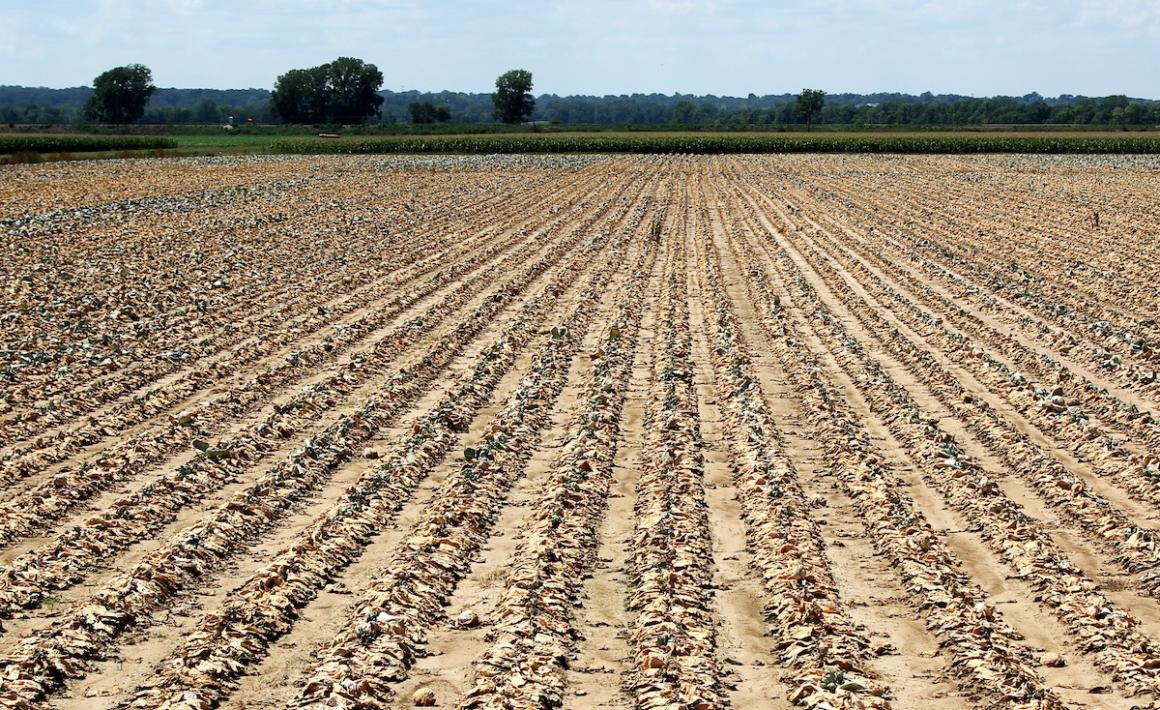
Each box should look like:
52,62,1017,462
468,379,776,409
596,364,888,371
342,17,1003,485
732,179,1160,555
0,155,602,225
118,202,657,710
0,184,646,707
752,165,1158,408
693,190,890,709
0,224,510,485
0,167,655,620
727,183,1160,700
720,190,1066,708
0,222,593,618
458,227,658,709
0,203,595,571
0,161,611,491
0,164,535,416
784,170,1160,394
288,208,659,710
762,182,1160,454
802,161,1159,316
765,202,1160,582
0,134,178,154
623,231,727,709
271,134,1160,156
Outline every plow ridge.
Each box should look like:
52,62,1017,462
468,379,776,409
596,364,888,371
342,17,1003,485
0,153,1157,710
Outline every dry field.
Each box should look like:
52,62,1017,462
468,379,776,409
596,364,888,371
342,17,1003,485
0,153,1157,710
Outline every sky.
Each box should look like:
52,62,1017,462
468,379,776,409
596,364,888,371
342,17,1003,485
2,0,1158,98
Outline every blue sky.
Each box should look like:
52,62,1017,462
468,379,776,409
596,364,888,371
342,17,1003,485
3,0,1158,97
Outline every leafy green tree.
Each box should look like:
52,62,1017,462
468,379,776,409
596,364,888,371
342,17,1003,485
83,64,156,123
271,67,329,123
492,69,535,124
271,58,384,124
409,101,434,123
794,88,826,128
1122,102,1151,127
326,57,385,123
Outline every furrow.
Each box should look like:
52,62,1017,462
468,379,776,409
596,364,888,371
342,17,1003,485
0,165,628,568
717,187,1068,709
283,193,660,710
0,174,650,708
452,211,664,709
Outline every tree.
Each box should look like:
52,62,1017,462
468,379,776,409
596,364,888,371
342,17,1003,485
408,102,451,124
672,100,696,124
193,99,221,124
271,67,329,123
83,64,156,123
492,69,535,124
271,58,384,124
326,57,385,124
794,88,826,129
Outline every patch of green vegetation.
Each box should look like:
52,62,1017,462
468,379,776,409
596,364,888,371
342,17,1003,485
269,132,1160,155
8,130,1160,163
167,133,286,151
0,134,176,153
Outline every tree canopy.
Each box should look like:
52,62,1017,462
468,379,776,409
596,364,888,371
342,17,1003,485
408,101,452,124
83,64,156,124
5,84,1159,128
794,88,826,128
271,58,384,124
492,69,535,124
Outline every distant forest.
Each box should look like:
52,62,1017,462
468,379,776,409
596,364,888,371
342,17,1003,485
2,85,1157,127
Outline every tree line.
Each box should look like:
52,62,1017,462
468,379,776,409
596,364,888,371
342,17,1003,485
0,80,272,124
269,63,535,125
4,62,1158,128
32,61,536,126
